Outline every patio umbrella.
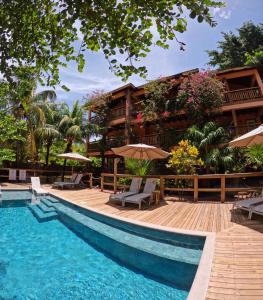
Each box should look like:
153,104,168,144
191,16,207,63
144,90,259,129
229,124,263,148
112,143,169,160
57,152,91,180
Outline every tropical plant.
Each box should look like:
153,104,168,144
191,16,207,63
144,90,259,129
167,140,203,175
125,158,153,177
207,22,263,68
177,71,224,122
246,145,263,170
0,1,223,85
186,122,235,173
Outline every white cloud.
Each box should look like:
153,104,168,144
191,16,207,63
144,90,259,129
212,7,232,20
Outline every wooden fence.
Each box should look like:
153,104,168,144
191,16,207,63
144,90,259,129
100,172,263,203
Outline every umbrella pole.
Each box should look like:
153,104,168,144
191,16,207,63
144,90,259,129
62,158,67,181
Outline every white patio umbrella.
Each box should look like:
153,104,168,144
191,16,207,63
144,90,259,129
57,152,91,162
57,152,91,180
112,143,169,160
229,124,263,147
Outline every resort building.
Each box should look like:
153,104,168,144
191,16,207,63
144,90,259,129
86,65,263,159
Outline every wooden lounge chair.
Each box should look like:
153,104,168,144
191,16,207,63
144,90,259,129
53,173,78,188
122,178,157,210
31,177,48,195
52,174,83,189
249,203,263,219
109,177,142,203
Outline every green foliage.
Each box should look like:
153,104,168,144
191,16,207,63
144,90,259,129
89,157,102,169
125,158,153,177
167,140,203,174
0,0,223,84
207,22,263,68
246,145,263,170
0,111,27,166
186,122,235,173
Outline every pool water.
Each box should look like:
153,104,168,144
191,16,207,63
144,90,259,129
0,206,189,300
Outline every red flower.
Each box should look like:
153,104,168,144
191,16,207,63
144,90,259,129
139,125,143,129
136,112,143,121
162,111,170,118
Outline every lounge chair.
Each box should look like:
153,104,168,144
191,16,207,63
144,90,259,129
31,177,48,195
52,173,83,189
233,189,263,214
249,203,263,219
109,177,142,203
19,170,27,182
9,169,17,181
122,178,158,210
53,173,78,188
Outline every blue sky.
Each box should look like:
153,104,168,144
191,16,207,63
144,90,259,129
49,0,263,107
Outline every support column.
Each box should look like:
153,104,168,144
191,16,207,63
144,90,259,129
125,89,132,144
231,110,238,136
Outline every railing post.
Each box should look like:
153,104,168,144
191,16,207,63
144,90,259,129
160,176,164,200
101,174,104,192
194,175,198,202
89,173,93,188
221,175,226,203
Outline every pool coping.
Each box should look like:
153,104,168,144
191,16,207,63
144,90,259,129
1,188,215,300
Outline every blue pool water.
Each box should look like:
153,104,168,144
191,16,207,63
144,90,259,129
0,191,204,299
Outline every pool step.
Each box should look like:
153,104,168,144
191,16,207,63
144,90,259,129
28,204,58,223
38,202,56,213
41,198,57,208
57,204,200,289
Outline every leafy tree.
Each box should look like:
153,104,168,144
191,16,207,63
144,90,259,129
0,111,27,166
207,22,263,69
186,122,234,173
0,0,223,85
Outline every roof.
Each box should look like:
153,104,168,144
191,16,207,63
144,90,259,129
216,65,257,75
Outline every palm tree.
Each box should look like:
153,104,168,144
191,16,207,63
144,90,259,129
59,101,84,179
186,122,234,173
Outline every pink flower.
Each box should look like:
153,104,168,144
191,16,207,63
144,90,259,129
162,111,170,118
136,112,143,121
139,125,143,129
187,97,194,104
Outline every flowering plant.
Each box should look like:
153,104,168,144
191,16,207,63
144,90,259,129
177,71,224,121
167,140,204,174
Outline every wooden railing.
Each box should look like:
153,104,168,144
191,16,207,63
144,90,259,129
224,87,263,104
108,106,126,121
100,172,263,203
0,168,93,187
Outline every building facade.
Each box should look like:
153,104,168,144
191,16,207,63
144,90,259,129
86,66,263,160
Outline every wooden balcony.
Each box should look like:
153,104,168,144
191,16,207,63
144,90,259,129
224,87,263,105
108,107,126,121
88,136,127,153
226,123,261,138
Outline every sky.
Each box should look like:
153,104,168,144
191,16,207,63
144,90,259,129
46,0,263,107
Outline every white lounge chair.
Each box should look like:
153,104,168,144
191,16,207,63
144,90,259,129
53,173,78,188
109,177,143,203
122,178,158,210
9,169,17,181
31,177,48,195
249,203,263,219
52,173,83,189
19,170,27,182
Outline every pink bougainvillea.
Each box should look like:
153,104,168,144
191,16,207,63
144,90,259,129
177,70,225,120
162,111,171,118
136,112,143,121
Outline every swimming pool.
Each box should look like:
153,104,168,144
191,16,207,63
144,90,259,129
0,190,214,300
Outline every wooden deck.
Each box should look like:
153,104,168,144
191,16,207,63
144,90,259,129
3,183,263,299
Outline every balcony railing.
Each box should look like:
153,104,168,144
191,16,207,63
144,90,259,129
108,107,126,121
88,136,127,153
224,87,263,104
225,123,261,139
